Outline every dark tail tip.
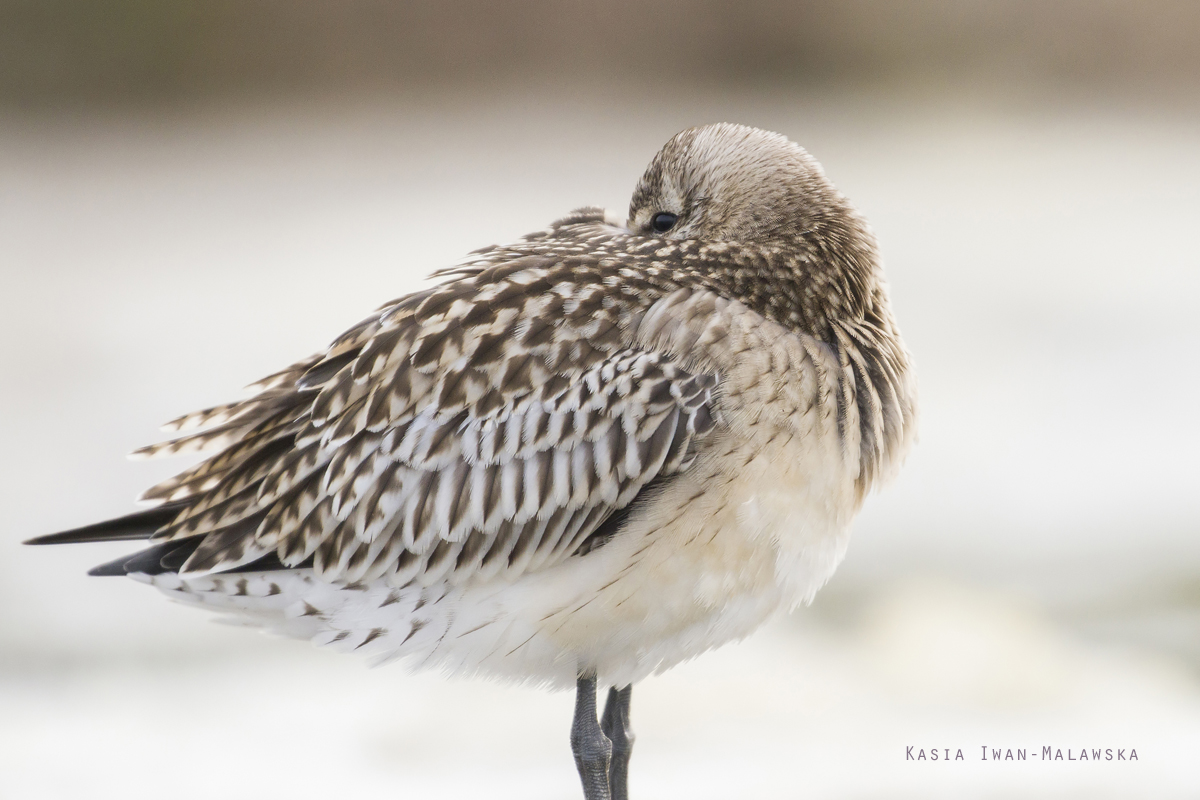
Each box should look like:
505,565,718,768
25,503,185,546
85,538,199,577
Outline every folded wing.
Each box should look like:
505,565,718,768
34,251,718,589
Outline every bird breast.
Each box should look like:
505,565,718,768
628,287,863,610
477,289,867,685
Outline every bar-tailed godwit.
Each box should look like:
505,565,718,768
29,123,917,800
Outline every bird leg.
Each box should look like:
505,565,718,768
571,673,612,800
601,685,634,800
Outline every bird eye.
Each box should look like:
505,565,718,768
651,212,678,233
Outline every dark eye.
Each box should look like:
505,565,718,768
651,212,678,233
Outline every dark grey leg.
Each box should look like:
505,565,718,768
601,685,634,800
571,673,612,800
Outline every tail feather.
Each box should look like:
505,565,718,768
24,503,185,546
84,535,310,578
27,501,313,578
87,538,199,577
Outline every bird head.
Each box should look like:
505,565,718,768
628,123,881,321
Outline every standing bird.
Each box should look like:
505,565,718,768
28,123,916,800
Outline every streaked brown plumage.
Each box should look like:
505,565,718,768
29,123,916,800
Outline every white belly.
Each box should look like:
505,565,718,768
462,422,858,688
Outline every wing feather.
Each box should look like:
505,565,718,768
107,247,720,589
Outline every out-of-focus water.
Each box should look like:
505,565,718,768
3,91,1198,797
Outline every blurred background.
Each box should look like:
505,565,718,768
2,1,1199,797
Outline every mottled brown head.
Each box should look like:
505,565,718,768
629,124,852,245
628,123,881,322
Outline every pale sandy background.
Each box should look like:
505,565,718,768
3,3,1200,798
